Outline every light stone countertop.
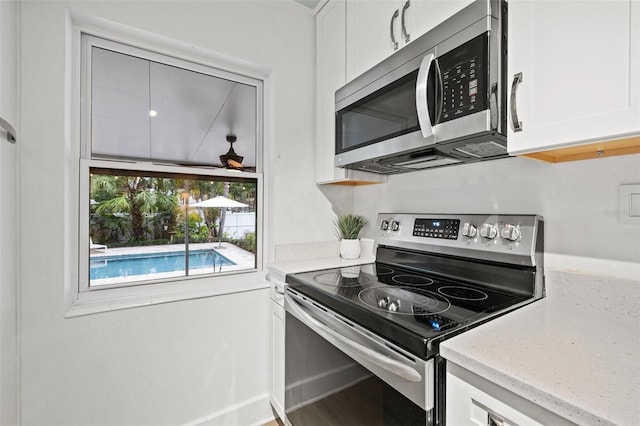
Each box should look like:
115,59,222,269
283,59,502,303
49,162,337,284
440,270,640,426
266,238,376,281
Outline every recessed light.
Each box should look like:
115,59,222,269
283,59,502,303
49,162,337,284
149,110,158,117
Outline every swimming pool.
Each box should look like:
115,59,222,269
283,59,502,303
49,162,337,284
89,249,235,280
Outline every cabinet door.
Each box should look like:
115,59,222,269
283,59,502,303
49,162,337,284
269,300,285,419
346,0,401,81
446,370,544,426
408,0,473,47
316,0,347,183
507,0,640,155
346,1,474,82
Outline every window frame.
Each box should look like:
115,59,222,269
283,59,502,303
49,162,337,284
66,12,269,317
79,160,263,293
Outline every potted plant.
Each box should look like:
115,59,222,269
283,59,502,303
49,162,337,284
334,214,368,259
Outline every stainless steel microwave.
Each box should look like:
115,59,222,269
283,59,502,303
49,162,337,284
335,0,508,174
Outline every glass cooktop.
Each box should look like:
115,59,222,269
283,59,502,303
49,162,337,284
286,262,532,358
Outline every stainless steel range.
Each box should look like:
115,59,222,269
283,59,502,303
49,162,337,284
284,213,544,426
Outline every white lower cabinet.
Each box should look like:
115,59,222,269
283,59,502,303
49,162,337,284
446,363,573,426
269,277,286,420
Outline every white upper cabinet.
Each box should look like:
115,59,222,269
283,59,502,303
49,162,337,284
346,0,401,81
316,0,387,184
316,0,347,183
346,0,472,81
507,0,640,160
0,0,17,143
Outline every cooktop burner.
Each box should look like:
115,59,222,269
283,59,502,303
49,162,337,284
358,286,451,315
438,286,488,301
391,274,434,286
374,265,394,275
313,270,372,287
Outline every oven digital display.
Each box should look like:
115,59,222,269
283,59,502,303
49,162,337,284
413,219,460,239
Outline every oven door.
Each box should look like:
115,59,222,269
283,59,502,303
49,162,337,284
285,290,434,426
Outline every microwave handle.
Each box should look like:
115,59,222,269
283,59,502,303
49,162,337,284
416,53,436,138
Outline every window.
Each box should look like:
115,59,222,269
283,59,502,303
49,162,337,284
79,35,263,292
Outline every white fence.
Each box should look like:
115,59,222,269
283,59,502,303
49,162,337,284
222,212,255,238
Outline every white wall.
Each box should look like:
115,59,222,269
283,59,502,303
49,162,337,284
18,1,328,424
352,154,640,272
0,138,17,426
0,135,17,426
0,0,18,424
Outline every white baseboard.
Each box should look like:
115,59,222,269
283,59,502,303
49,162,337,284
185,392,273,426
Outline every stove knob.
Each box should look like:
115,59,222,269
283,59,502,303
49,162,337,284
501,224,521,241
380,220,389,231
390,220,400,231
461,222,477,238
480,223,498,239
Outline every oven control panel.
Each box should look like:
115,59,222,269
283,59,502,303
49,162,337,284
375,213,544,266
413,218,460,239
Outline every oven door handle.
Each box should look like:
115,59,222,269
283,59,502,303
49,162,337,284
285,293,422,383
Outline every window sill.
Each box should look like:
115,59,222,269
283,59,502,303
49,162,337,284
64,271,269,318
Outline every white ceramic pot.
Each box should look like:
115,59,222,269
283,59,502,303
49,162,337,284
340,239,361,259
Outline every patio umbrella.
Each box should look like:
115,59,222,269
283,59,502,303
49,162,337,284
190,196,248,209
189,196,249,247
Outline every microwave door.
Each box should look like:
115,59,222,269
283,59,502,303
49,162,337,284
416,53,442,139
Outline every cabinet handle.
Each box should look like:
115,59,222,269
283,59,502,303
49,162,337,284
274,286,285,295
0,117,16,143
390,9,399,50
488,412,504,426
510,72,523,132
401,0,411,43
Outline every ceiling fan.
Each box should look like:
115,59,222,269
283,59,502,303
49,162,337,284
219,135,245,171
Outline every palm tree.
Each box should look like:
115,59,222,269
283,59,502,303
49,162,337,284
91,174,178,243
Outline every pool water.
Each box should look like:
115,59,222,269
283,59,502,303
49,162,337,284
90,249,235,280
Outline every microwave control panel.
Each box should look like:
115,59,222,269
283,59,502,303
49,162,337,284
439,34,488,123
